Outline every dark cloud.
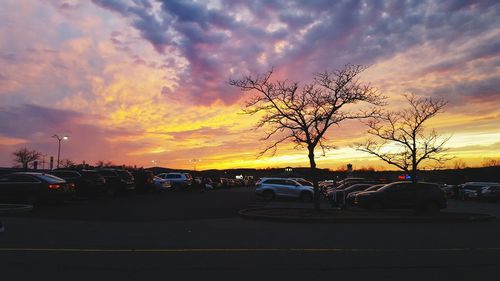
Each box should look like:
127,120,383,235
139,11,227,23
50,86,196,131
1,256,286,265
90,0,500,105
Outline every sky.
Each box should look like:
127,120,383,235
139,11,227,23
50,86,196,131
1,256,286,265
0,0,499,170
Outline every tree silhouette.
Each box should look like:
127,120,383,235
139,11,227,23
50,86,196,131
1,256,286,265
12,147,41,169
356,94,451,182
229,65,384,209
59,158,76,168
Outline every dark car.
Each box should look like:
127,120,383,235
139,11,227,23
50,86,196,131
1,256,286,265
0,172,75,204
95,169,130,196
481,185,500,201
330,183,378,208
132,169,157,193
49,169,106,198
354,181,447,212
346,184,386,205
115,169,136,191
457,182,500,200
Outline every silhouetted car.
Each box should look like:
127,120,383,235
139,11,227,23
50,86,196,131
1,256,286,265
95,169,129,196
255,178,314,202
115,169,135,191
132,169,157,193
354,181,446,212
481,184,500,201
346,184,386,205
330,183,378,208
457,182,500,200
49,169,106,198
0,172,75,204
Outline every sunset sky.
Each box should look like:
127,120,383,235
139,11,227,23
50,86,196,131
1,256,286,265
0,0,499,170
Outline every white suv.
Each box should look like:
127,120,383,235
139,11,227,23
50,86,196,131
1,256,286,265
157,172,193,189
255,178,314,202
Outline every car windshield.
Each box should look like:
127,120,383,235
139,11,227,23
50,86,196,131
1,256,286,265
38,174,66,183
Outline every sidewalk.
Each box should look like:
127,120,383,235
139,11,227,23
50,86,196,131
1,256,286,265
239,200,497,223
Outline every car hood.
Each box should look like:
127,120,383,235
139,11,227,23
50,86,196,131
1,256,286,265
356,190,378,196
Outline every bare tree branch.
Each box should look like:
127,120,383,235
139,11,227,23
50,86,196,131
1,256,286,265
229,64,385,210
355,93,450,182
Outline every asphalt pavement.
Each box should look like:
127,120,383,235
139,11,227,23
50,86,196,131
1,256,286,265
1,187,500,280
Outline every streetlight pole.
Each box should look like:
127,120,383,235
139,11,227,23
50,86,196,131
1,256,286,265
52,134,69,169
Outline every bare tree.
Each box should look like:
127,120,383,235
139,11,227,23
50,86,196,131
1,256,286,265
356,94,451,182
95,160,114,168
453,159,467,170
59,158,76,168
482,158,500,167
229,65,384,210
12,147,42,169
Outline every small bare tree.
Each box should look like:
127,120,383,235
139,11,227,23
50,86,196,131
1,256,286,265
59,158,76,168
356,94,451,182
229,65,384,210
482,158,500,167
12,147,42,169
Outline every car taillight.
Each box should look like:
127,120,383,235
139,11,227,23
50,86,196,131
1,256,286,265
69,183,76,189
48,184,61,189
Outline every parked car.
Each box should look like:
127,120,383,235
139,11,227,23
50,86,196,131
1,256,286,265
153,176,172,191
0,172,75,204
457,182,500,200
480,184,500,201
49,169,106,198
132,169,156,193
329,183,377,208
156,172,193,190
354,181,447,212
346,184,386,205
255,178,314,202
95,169,130,196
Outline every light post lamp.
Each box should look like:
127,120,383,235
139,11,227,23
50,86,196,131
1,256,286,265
52,134,69,169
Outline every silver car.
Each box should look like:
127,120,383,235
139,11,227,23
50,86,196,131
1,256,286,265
255,177,314,202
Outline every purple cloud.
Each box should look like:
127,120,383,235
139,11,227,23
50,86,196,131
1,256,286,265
88,1,499,105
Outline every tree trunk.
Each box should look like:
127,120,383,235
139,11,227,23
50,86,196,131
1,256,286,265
308,146,320,210
411,144,417,183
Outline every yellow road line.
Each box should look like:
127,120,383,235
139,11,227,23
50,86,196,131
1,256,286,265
0,248,500,253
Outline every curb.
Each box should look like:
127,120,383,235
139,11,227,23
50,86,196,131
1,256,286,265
0,204,33,214
238,208,497,223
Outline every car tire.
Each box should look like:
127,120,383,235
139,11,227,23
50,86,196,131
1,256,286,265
262,190,275,201
300,192,313,202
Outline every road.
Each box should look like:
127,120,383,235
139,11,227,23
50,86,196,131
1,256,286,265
1,187,499,280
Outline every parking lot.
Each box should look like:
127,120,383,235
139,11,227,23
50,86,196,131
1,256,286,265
1,187,500,280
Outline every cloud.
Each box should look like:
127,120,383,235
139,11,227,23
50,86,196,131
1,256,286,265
0,104,147,165
87,0,500,106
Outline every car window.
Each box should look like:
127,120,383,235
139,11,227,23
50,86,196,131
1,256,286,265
285,180,298,186
296,180,312,186
381,183,408,192
262,179,275,184
38,174,66,183
99,170,117,176
166,174,182,179
0,174,40,183
52,171,79,178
